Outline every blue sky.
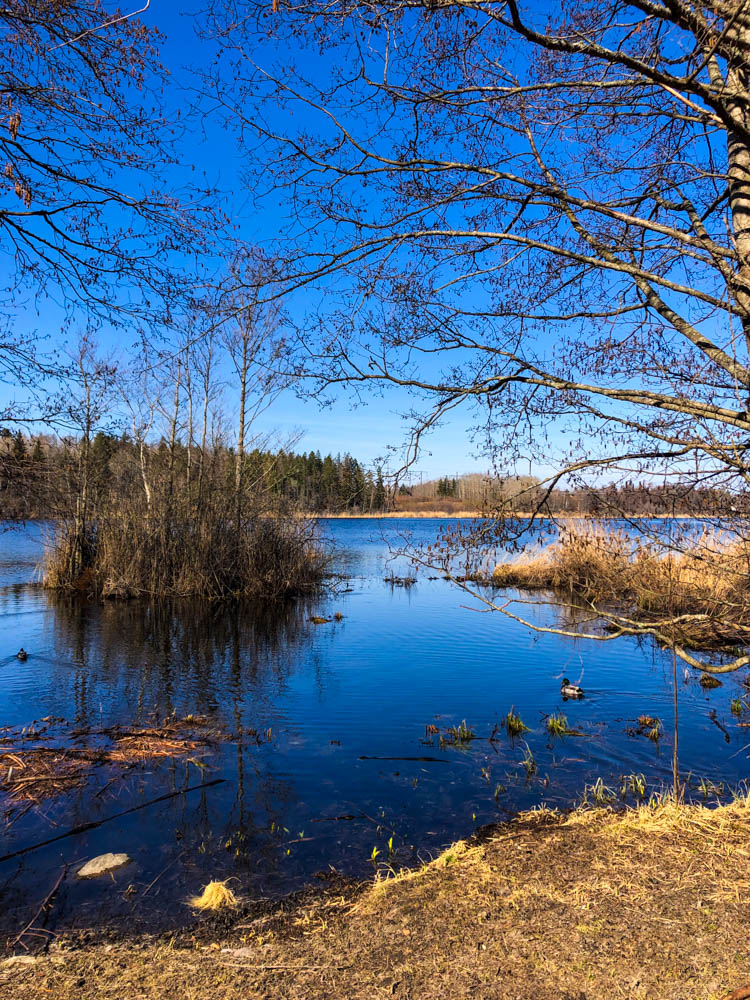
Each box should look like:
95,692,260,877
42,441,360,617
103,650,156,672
0,2,500,481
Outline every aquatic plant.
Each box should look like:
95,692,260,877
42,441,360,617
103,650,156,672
637,715,663,742
621,773,647,799
447,720,476,743
505,708,530,738
546,714,568,736
520,743,537,777
698,777,725,799
584,778,617,806
731,698,744,715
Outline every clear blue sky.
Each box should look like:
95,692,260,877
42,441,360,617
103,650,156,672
0,3,546,482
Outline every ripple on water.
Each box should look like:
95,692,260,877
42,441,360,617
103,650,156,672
0,518,745,937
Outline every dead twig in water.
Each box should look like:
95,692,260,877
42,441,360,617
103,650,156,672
358,756,448,762
11,863,68,950
709,709,731,743
0,779,225,864
141,851,186,897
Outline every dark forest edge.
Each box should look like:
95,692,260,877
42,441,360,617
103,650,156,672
1,431,741,521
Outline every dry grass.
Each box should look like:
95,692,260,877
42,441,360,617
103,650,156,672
189,881,239,911
44,503,328,601
493,524,750,648
8,796,750,999
0,718,220,805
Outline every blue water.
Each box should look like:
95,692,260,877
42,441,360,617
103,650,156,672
0,518,746,937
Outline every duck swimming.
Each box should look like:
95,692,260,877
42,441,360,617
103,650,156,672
561,677,583,698
16,648,27,662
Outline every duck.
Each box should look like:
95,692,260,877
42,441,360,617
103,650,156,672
560,677,583,698
16,648,27,662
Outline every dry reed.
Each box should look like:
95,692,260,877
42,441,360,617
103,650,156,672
493,524,750,648
44,491,328,601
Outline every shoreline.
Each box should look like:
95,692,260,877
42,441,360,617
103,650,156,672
5,797,750,999
316,510,701,519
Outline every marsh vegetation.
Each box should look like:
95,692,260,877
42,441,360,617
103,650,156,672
493,525,750,653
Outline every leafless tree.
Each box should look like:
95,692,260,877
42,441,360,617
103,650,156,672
201,0,750,671
1,1,211,419
221,257,289,524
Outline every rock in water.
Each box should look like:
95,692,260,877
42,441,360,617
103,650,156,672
77,853,132,878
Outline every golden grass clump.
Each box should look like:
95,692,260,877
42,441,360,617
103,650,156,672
189,880,239,911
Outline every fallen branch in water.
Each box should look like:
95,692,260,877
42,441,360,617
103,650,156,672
358,756,448,762
0,779,225,864
709,710,731,743
11,863,68,950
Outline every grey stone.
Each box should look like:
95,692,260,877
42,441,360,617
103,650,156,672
77,853,132,878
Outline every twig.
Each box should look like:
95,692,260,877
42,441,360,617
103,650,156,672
220,963,352,971
709,710,731,743
49,2,151,50
0,779,225,864
345,802,401,841
11,864,68,949
722,986,750,1000
141,851,186,897
358,756,448,762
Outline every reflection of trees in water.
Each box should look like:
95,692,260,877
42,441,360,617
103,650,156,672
46,593,320,729
0,593,316,907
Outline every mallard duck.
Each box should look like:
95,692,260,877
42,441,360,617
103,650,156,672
561,677,583,698
16,648,27,662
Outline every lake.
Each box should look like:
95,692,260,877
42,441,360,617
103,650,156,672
0,517,746,938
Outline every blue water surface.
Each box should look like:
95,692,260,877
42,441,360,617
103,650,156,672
0,517,746,936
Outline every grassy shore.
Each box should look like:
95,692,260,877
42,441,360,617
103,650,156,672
6,797,750,999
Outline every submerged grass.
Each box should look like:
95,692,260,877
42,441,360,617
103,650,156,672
0,717,222,805
493,523,750,650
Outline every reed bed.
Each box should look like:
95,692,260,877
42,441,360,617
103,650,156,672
493,524,750,648
44,504,328,601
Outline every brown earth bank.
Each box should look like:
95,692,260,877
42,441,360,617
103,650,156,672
5,799,750,1000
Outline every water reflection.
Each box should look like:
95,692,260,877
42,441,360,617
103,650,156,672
0,519,747,940
44,593,317,727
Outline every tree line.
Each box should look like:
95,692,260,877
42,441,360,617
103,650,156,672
0,430,391,519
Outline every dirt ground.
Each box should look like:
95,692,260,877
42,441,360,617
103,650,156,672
4,798,750,1000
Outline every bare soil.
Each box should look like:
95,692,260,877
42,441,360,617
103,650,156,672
4,799,750,999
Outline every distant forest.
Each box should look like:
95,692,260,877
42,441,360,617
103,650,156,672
398,472,740,516
0,430,740,520
0,431,389,519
